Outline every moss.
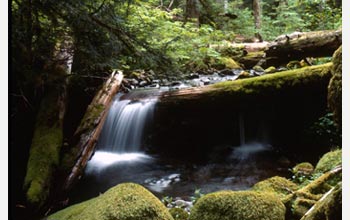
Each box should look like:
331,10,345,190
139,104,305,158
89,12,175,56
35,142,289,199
216,57,242,70
264,66,277,74
301,182,342,220
210,63,332,96
253,65,264,72
314,149,342,174
48,183,174,220
169,208,189,220
252,176,298,198
23,90,63,207
287,60,302,69
189,190,286,220
292,162,314,184
75,103,105,135
328,45,342,127
291,198,316,219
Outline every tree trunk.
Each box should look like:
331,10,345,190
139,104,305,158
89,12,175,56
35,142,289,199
253,0,262,30
265,29,342,66
62,71,123,191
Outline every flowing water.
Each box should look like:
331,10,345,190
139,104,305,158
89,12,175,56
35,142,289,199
69,88,295,204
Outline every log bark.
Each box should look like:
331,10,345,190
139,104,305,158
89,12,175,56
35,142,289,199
265,29,342,66
62,70,123,191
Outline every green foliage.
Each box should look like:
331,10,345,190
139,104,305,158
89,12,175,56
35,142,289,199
169,208,189,220
308,112,341,147
190,188,204,204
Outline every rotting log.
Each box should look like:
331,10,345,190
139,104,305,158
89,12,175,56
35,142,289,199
265,29,342,66
62,70,123,191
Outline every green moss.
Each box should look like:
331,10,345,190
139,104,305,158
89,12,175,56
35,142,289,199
210,63,332,97
328,46,342,127
314,149,342,174
214,57,242,70
189,190,286,220
253,65,264,72
291,198,316,218
301,182,342,220
23,90,63,207
76,103,105,135
169,208,189,220
252,176,298,198
48,183,174,220
293,162,314,176
264,66,277,74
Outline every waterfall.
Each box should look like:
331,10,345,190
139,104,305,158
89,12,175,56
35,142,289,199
97,91,157,153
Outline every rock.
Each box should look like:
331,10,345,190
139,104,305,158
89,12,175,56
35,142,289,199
292,162,314,177
265,66,277,74
252,176,298,199
188,73,200,79
47,183,173,220
169,208,189,220
328,45,342,127
215,57,242,70
237,71,251,79
287,60,302,69
201,78,211,85
139,80,149,87
189,190,286,220
314,149,342,174
219,69,234,76
252,65,265,72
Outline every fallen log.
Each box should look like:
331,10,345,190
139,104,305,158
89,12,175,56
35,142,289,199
264,29,342,66
152,63,333,159
62,70,123,191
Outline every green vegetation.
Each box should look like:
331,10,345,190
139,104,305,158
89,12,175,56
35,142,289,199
48,183,174,220
189,190,286,220
252,176,298,198
314,149,342,174
169,208,189,220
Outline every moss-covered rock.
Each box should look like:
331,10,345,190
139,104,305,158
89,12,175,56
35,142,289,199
169,208,189,220
189,190,286,220
253,65,265,72
301,182,342,220
217,57,242,70
252,176,298,198
328,45,342,127
48,183,174,220
264,66,277,74
314,149,342,174
293,162,314,176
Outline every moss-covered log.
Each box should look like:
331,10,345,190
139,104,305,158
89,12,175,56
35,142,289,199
23,80,66,208
159,63,332,105
62,71,123,191
265,29,341,66
328,45,342,127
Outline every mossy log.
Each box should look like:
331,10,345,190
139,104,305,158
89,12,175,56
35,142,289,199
265,29,342,66
23,80,67,208
62,70,123,191
159,63,332,106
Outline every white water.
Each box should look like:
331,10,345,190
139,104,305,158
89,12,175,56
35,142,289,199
97,94,157,153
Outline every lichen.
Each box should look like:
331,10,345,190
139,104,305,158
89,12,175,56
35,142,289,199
48,183,174,220
252,176,298,199
189,190,286,220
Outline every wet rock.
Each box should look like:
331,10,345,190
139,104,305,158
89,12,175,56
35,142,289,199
237,71,251,79
188,73,200,79
219,69,234,75
139,80,149,87
253,65,265,72
265,66,277,74
201,78,211,85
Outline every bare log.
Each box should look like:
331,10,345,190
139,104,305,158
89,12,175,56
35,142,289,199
265,29,342,66
62,70,123,191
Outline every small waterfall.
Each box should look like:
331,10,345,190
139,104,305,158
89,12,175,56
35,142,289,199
97,91,158,153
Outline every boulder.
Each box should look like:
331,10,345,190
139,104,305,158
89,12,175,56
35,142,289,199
314,149,342,174
252,176,298,198
189,190,285,220
47,183,173,220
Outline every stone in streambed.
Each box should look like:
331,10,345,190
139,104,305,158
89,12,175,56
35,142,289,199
47,183,173,220
189,190,286,220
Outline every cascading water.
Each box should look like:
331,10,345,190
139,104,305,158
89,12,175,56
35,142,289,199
97,95,156,152
86,90,159,172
